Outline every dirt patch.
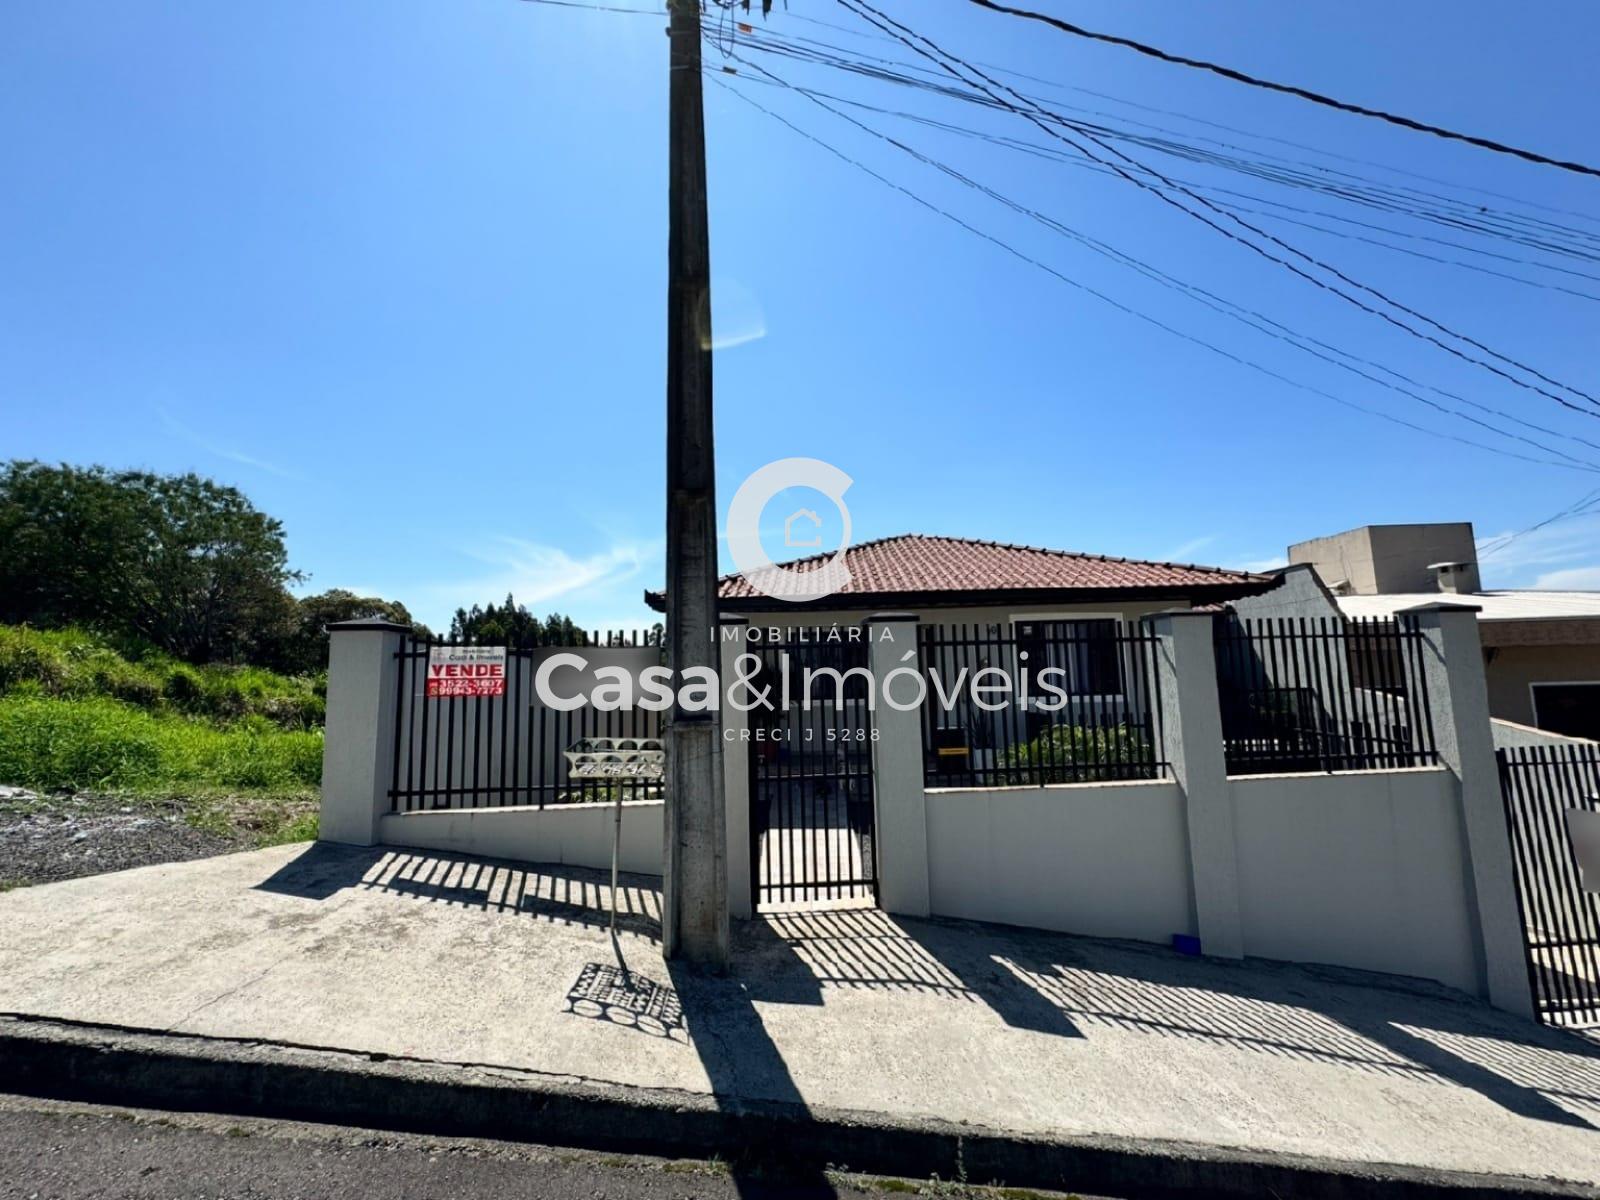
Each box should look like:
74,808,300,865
0,789,312,891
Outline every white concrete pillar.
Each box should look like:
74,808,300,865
1411,604,1535,1018
1149,610,1240,958
865,614,930,917
719,619,753,920
320,618,409,846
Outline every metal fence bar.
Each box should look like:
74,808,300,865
916,620,1167,788
386,629,664,811
1212,615,1438,776
1498,744,1600,1027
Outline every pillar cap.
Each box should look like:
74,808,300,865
326,617,414,634
861,612,920,625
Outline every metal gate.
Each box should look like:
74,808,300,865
745,631,877,910
1497,744,1600,1028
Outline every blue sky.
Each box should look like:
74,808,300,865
4,0,1598,629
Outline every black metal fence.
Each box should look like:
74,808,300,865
743,628,877,908
387,630,663,812
917,620,1166,788
1498,744,1600,1028
1213,616,1438,775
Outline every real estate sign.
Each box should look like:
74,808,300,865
427,645,507,699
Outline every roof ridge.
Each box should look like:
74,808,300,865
716,531,1260,582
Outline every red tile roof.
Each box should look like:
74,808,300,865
650,534,1271,609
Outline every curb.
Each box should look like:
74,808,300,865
1,1015,1593,1200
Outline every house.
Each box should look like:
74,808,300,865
644,532,1273,630
1233,522,1600,740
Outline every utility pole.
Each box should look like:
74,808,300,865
663,0,729,967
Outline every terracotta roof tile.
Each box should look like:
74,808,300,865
703,533,1269,604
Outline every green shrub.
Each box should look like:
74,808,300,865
0,695,322,792
162,663,206,709
0,626,69,693
88,656,163,708
999,723,1153,784
0,623,323,729
0,696,164,789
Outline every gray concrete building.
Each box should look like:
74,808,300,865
1238,522,1600,739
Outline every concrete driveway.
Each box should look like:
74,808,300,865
1,842,1597,1190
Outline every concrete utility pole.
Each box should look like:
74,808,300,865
663,0,729,967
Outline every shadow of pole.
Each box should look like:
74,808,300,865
667,941,839,1197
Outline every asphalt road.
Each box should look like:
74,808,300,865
0,1095,1087,1200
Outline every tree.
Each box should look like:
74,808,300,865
448,595,584,648
260,589,426,675
0,461,301,663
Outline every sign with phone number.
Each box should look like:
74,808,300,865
426,645,507,699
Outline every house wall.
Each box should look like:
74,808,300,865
1484,643,1600,729
1227,564,1339,621
924,780,1194,944
1229,768,1480,995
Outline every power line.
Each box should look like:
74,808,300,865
834,0,1600,419
517,2,1600,258
725,56,1600,302
726,54,1600,471
512,0,1600,465
708,71,1599,477
964,0,1600,181
517,0,662,13
1478,486,1600,561
731,23,1600,262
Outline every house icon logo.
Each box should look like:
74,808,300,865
726,458,854,603
784,508,822,548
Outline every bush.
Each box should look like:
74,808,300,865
0,625,69,693
999,723,1153,784
0,695,322,792
162,663,206,709
0,623,323,729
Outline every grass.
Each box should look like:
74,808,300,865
0,694,322,793
0,625,324,877
0,623,324,729
0,624,324,795
181,788,320,846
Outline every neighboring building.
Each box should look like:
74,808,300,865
646,532,1273,628
1236,522,1600,739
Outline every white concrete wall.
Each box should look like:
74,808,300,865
924,765,1486,997
1230,767,1480,994
1492,717,1597,750
377,800,664,877
925,779,1195,943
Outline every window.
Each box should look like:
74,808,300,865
1531,683,1600,741
1016,619,1123,695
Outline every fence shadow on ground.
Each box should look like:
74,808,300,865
742,906,1600,1130
254,842,664,941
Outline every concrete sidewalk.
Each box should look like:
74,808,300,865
2,843,1598,1195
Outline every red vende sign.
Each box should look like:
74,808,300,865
426,646,507,699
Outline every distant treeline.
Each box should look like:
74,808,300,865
0,461,597,675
